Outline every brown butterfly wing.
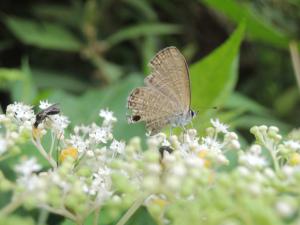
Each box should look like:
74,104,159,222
145,46,191,113
127,87,178,135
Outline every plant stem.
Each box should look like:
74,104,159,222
0,197,23,216
93,206,100,225
289,40,300,91
32,138,57,168
116,196,145,225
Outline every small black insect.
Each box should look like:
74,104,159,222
34,104,60,128
159,145,174,159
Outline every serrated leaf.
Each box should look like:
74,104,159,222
4,16,82,51
190,22,245,130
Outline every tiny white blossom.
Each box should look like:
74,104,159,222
68,135,89,153
284,140,300,151
50,114,70,134
110,140,125,155
239,152,267,169
6,102,35,125
0,138,8,155
15,158,42,177
210,118,229,133
276,201,295,218
17,174,46,193
201,136,222,150
0,114,7,122
85,167,112,198
89,127,111,144
99,109,117,126
39,100,52,109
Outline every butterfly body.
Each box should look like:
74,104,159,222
169,109,195,128
127,46,195,135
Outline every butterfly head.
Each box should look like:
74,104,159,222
189,109,197,119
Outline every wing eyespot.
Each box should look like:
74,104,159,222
132,115,141,122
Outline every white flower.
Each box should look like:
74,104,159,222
210,118,228,133
99,109,117,126
15,158,42,177
170,163,186,177
201,136,222,150
89,127,111,144
276,200,296,218
110,140,125,155
68,135,89,153
50,114,70,133
239,152,267,169
6,102,35,125
17,174,46,193
284,140,300,151
0,138,8,155
185,154,204,169
0,114,7,122
85,167,112,198
39,100,52,109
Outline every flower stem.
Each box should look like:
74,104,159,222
32,138,57,168
116,196,145,225
93,206,100,225
0,197,23,216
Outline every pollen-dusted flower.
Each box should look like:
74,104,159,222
288,153,300,166
59,146,78,162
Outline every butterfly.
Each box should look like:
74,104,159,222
127,46,195,135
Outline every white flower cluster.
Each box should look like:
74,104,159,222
3,101,300,225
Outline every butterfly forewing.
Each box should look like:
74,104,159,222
146,47,191,112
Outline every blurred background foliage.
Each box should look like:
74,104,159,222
1,0,300,225
1,0,300,142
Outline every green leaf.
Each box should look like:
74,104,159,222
4,16,82,51
125,206,157,225
10,58,37,104
225,92,270,116
48,75,145,140
202,0,290,48
190,22,245,130
106,23,181,47
0,68,23,89
32,68,90,92
232,115,292,133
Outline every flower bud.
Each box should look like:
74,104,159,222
59,146,78,163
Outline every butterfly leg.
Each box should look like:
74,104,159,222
182,126,187,142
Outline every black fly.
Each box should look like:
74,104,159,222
34,104,60,128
